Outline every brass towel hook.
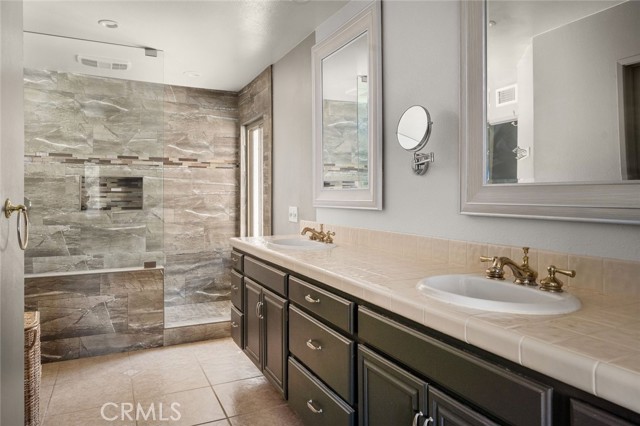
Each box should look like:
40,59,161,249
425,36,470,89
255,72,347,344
3,198,29,250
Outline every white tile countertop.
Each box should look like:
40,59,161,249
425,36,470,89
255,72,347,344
230,235,640,414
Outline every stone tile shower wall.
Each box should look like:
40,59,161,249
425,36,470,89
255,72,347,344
25,269,164,362
163,85,239,309
24,69,240,321
24,69,166,272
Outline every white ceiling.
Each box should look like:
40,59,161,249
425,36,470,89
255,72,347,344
23,0,349,91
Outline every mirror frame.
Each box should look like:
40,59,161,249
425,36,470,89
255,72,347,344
460,1,640,224
312,2,382,210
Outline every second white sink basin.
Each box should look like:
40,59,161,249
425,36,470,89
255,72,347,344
267,238,335,250
417,274,581,315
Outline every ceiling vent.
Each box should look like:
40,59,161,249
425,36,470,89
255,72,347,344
496,84,517,107
76,55,131,71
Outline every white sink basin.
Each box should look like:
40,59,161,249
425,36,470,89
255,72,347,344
416,274,581,315
267,238,335,250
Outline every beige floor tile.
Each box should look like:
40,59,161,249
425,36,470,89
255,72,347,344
44,405,136,426
47,374,134,416
201,420,231,426
55,352,132,383
213,377,285,418
128,344,198,370
229,404,303,426
191,337,243,362
136,387,226,426
132,363,209,399
199,352,262,385
41,363,59,388
40,385,54,423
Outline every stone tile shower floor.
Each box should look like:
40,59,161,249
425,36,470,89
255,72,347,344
40,337,303,426
165,301,231,328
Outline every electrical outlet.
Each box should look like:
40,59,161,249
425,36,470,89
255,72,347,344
288,206,298,223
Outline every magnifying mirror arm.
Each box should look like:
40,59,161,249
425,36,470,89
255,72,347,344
413,151,434,175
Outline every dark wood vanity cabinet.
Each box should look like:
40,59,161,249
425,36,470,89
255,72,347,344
358,345,428,426
230,251,640,426
241,257,288,397
358,307,552,426
570,399,635,426
229,251,245,348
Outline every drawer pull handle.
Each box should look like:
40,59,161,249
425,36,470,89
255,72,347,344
306,400,323,414
231,285,238,291
306,339,322,351
412,412,433,426
231,321,239,328
304,294,321,304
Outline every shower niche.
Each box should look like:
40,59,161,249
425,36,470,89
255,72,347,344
81,176,144,211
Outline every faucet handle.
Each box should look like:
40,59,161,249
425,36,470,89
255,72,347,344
480,256,504,280
540,265,576,293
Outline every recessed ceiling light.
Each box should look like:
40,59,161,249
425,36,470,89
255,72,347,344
98,19,119,29
183,71,201,78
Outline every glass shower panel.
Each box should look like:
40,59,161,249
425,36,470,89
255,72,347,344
23,32,165,273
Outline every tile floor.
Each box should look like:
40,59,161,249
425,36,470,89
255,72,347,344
40,337,304,426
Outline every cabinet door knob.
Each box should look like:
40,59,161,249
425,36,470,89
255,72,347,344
306,399,323,414
231,285,238,291
306,339,322,351
304,294,321,304
231,321,239,328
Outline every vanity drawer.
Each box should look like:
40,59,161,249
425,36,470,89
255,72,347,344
289,276,354,333
230,305,243,348
288,357,355,426
230,270,243,311
244,257,287,297
289,305,355,404
231,250,243,272
358,307,552,426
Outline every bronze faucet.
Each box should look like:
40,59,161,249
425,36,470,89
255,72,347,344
480,247,538,286
301,224,335,244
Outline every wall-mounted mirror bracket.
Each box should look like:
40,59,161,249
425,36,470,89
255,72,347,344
413,152,435,176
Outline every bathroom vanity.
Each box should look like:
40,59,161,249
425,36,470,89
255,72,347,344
229,234,640,426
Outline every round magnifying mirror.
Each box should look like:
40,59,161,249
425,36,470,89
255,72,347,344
397,106,432,151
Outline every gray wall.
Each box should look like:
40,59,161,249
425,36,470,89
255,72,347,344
0,0,25,423
273,1,640,261
273,33,316,235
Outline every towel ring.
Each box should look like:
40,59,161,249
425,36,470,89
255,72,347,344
4,198,29,250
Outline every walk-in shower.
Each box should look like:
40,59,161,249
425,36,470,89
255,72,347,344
23,33,238,361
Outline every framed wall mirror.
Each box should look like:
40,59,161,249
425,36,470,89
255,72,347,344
312,2,382,209
461,1,640,224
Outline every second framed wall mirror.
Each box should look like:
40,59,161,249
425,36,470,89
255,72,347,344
460,0,640,224
312,2,382,210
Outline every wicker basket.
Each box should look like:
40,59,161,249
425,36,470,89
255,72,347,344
24,312,41,426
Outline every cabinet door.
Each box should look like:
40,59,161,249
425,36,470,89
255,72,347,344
358,345,428,426
263,288,288,396
230,305,243,349
244,278,262,369
429,388,498,426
